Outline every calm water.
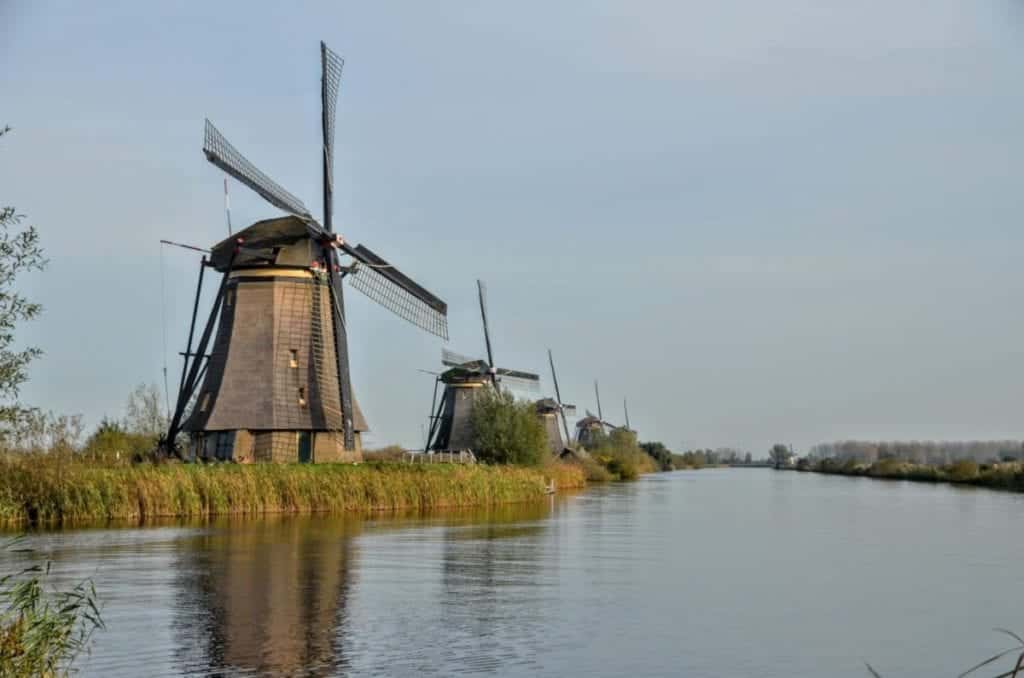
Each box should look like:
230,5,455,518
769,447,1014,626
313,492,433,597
4,469,1024,677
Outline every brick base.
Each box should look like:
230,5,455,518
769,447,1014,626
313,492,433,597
194,429,362,463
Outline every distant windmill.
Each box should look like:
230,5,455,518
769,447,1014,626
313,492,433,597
575,380,632,449
426,280,538,451
163,41,448,463
536,349,577,455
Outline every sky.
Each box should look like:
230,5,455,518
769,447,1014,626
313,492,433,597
2,0,1024,453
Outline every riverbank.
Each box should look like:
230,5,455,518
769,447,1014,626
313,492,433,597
0,456,586,526
794,457,1024,491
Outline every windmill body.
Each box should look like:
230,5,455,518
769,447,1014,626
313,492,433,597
535,398,567,454
575,412,606,450
427,361,493,452
183,217,369,462
425,282,539,453
165,42,448,462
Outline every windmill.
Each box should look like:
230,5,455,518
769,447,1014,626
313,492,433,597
425,280,538,452
574,380,629,449
537,349,577,455
163,41,448,463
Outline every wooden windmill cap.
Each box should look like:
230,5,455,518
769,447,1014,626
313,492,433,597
209,216,315,272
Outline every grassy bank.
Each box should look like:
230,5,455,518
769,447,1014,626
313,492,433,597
0,455,564,526
797,457,1024,492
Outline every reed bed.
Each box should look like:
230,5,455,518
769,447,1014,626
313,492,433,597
799,457,1024,492
0,455,552,526
540,461,587,490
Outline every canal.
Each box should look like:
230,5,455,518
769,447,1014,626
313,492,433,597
4,469,1023,676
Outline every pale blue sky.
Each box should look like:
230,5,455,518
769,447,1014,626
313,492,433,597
2,1,1024,452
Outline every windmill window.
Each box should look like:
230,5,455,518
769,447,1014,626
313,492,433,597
199,393,210,412
298,386,307,407
289,349,298,368
215,431,235,461
225,289,234,307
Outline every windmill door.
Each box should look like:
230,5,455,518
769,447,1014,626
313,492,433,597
298,432,313,463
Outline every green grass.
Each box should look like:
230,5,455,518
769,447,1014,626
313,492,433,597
0,455,555,526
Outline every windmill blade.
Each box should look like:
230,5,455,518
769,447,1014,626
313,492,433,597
442,348,484,367
495,373,540,392
495,367,540,392
495,367,540,382
547,348,572,447
320,41,344,233
561,404,577,417
203,119,317,226
477,280,495,371
344,243,448,340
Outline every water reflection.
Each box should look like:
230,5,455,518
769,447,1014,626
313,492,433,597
171,515,361,676
10,475,1024,676
160,502,561,676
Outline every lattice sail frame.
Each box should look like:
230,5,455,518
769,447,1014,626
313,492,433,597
203,120,314,221
321,43,344,193
347,254,449,340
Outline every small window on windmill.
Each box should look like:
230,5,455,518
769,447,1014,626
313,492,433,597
199,392,210,412
289,349,298,368
297,386,307,407
215,431,235,461
225,288,234,307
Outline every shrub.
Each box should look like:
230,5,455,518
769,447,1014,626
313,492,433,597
362,445,406,462
579,457,613,482
589,429,656,480
949,459,979,482
639,441,674,471
81,418,153,466
605,456,639,480
674,452,705,469
469,389,547,467
869,458,905,478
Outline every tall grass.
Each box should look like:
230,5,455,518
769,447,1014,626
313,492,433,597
0,455,552,526
540,460,587,490
0,539,103,677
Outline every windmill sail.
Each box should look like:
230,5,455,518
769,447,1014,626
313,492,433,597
345,244,448,339
203,120,315,224
495,368,540,391
320,41,343,233
442,348,482,367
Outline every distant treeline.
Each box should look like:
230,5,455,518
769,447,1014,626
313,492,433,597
639,443,756,471
808,440,1023,465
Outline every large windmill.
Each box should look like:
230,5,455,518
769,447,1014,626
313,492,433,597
425,280,538,452
163,42,448,463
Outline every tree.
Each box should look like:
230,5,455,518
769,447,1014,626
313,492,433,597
769,443,793,469
123,383,166,439
639,441,674,471
468,388,546,466
0,126,47,438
